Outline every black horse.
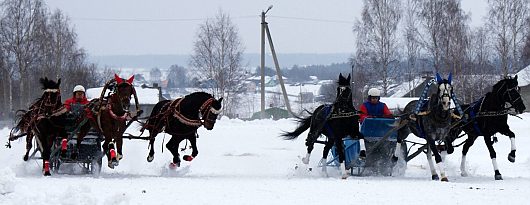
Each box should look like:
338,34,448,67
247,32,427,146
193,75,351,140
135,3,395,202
281,73,365,178
392,73,456,181
11,78,65,175
142,92,223,169
451,76,526,180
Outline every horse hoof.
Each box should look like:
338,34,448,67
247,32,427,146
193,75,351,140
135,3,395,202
169,162,179,170
359,150,366,159
441,177,449,182
43,171,51,176
23,155,29,161
432,174,440,181
301,157,310,164
461,172,469,177
147,155,154,162
508,154,515,163
117,154,123,161
495,174,503,180
341,174,349,180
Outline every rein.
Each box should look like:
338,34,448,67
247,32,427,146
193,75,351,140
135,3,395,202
172,97,218,127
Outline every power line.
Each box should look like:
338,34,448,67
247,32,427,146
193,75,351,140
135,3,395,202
268,15,354,24
72,15,353,24
73,15,258,22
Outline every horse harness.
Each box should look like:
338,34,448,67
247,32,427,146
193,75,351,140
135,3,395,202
147,96,219,135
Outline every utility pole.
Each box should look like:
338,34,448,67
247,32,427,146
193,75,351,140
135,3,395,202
260,5,295,119
260,6,270,119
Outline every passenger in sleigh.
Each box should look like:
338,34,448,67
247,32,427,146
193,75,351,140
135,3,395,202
51,85,93,157
359,88,393,123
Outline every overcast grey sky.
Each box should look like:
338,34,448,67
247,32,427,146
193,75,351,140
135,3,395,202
44,0,488,56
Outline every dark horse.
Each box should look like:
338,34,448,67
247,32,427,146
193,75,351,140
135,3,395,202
451,76,526,180
281,73,365,178
78,74,141,169
10,78,64,175
142,92,223,169
392,73,456,181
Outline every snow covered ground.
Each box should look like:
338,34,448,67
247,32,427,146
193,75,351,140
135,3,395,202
1,113,530,204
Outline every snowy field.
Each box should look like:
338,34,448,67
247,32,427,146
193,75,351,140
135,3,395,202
1,113,530,204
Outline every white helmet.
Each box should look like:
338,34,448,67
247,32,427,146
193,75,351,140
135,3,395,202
368,88,381,97
73,85,85,93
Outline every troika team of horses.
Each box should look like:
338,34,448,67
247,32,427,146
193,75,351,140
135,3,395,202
6,72,526,181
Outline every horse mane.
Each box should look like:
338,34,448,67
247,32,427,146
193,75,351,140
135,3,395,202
39,77,61,90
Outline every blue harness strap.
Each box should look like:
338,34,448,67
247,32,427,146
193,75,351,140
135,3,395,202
322,105,335,138
469,98,484,135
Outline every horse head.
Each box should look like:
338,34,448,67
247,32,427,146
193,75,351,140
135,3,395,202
114,74,135,111
493,75,526,114
336,73,352,104
435,73,453,111
201,97,223,130
39,77,62,112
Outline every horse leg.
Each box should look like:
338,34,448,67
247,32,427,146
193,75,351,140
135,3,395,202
103,133,118,169
116,135,124,161
302,133,318,164
166,135,184,169
23,133,33,161
483,135,502,180
40,136,51,176
425,147,438,180
358,134,366,159
146,131,158,162
60,133,68,158
186,134,198,161
392,127,408,162
499,128,516,163
460,134,478,177
334,137,348,179
426,136,447,181
319,140,333,175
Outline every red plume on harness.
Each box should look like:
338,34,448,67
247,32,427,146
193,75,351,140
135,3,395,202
126,75,134,84
114,74,123,84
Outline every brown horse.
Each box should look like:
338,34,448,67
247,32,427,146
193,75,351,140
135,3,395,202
77,74,141,169
9,77,64,175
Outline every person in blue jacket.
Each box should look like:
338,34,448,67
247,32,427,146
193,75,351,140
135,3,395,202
359,88,392,123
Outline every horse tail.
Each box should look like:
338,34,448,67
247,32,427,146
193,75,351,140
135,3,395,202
281,115,312,140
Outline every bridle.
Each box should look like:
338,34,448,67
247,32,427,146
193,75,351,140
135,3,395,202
496,81,523,109
42,89,61,108
438,82,452,110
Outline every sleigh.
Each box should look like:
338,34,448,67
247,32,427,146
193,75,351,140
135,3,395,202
326,118,407,176
24,114,104,176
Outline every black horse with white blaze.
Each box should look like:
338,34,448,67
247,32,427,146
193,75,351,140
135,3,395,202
281,73,365,178
451,75,526,180
392,73,456,181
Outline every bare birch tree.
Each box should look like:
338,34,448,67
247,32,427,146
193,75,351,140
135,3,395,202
0,0,44,108
354,0,402,96
190,10,245,117
403,0,422,97
488,0,530,76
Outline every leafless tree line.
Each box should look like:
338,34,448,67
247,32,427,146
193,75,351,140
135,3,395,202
353,0,530,103
0,0,100,118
